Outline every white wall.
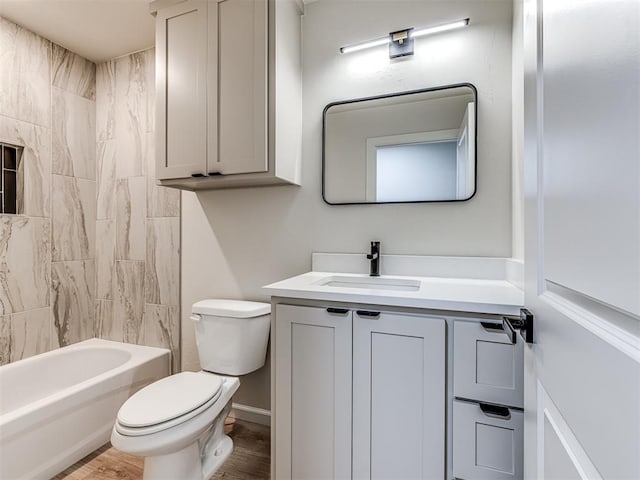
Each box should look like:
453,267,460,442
181,0,513,410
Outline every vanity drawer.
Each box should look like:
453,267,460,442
453,320,524,408
453,399,523,480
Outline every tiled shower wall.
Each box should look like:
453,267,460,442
95,50,181,371
0,17,180,369
0,17,96,364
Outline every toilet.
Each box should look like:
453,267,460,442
111,299,271,480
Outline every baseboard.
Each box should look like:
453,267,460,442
230,403,271,427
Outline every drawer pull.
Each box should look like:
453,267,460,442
480,321,503,332
479,403,511,420
356,310,380,318
326,308,349,315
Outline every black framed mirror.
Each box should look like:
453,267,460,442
322,83,477,205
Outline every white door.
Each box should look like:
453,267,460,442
522,1,640,479
352,311,446,480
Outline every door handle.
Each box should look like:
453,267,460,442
356,310,380,318
479,402,511,420
502,308,534,344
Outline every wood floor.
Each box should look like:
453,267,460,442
53,419,270,480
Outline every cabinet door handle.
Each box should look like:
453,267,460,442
479,402,511,420
356,310,380,318
326,308,349,315
191,173,206,178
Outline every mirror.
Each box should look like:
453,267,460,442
322,84,477,204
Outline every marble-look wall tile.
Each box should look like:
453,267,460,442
0,17,50,127
52,260,95,347
96,299,121,342
52,175,96,261
96,60,116,142
97,140,116,219
115,52,150,178
3,307,52,364
143,48,155,134
115,261,145,344
51,43,96,100
147,176,180,218
145,218,180,306
146,135,180,218
0,216,50,315
0,115,51,217
96,220,115,300
0,315,10,365
52,87,96,179
116,177,146,261
141,304,179,372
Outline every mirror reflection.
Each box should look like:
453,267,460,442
323,84,477,204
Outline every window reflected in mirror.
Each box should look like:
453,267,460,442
323,84,476,204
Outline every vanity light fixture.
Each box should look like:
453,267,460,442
340,18,470,58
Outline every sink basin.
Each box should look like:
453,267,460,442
316,275,421,292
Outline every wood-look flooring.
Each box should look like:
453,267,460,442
53,419,270,480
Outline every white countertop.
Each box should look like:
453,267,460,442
263,271,524,316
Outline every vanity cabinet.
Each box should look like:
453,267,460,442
153,0,302,190
274,303,446,480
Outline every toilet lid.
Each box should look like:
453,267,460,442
118,372,223,428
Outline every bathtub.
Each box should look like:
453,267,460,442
0,338,170,480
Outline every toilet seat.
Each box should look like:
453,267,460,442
116,372,223,437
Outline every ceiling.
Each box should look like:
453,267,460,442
0,0,156,63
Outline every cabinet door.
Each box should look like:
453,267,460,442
353,311,446,480
274,305,352,480
213,0,268,175
156,0,208,179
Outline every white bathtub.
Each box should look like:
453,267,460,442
0,338,170,480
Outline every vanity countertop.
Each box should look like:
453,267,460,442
263,271,524,316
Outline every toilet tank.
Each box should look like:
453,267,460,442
191,299,271,376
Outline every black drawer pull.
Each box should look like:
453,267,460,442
207,171,222,176
356,310,380,318
481,321,503,331
191,173,206,177
479,403,511,420
326,308,349,315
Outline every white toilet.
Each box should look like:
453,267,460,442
111,299,271,480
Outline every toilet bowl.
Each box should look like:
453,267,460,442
111,300,271,480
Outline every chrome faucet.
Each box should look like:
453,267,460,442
366,241,380,276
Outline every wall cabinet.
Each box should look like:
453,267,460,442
274,304,446,480
153,0,302,190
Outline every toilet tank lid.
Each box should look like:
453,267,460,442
192,299,271,318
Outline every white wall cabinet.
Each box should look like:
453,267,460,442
274,304,447,480
153,0,302,190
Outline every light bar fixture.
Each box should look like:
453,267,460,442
339,18,470,58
